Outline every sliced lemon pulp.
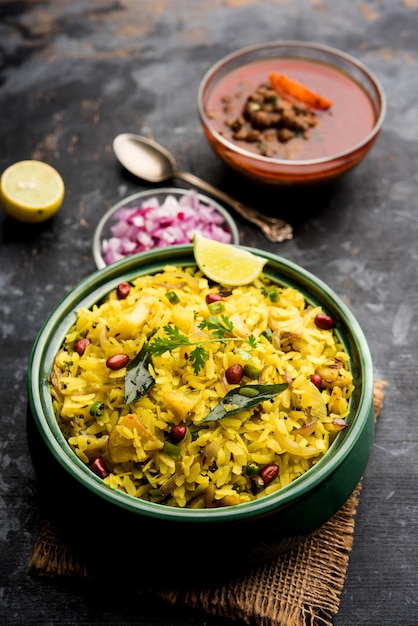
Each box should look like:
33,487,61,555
0,160,65,223
193,233,267,286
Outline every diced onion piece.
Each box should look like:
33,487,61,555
102,192,233,265
295,418,318,436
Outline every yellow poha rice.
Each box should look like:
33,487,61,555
50,265,354,508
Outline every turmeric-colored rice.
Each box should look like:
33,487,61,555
50,265,354,509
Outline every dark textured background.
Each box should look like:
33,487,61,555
1,1,417,624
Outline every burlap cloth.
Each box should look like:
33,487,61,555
29,380,387,626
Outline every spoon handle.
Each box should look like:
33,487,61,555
174,171,293,243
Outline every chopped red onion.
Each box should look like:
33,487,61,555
102,191,233,265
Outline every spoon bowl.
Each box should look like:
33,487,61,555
113,134,177,183
112,133,293,243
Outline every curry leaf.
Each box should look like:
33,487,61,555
199,383,288,424
124,342,155,404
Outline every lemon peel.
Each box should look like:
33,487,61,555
193,232,267,286
0,160,65,223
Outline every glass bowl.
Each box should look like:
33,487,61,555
198,41,386,186
92,187,240,269
27,245,374,582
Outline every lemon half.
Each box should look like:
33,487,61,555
193,233,267,286
0,160,65,223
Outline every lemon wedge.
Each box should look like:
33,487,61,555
0,160,65,223
193,233,267,286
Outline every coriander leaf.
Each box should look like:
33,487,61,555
148,325,192,357
148,335,182,357
198,313,236,340
148,317,263,376
198,316,229,339
189,346,209,375
220,313,234,333
164,325,191,344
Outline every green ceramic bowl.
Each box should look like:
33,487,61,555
27,245,374,581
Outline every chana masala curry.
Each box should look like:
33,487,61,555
206,58,376,161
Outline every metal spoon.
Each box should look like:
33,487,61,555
112,133,293,243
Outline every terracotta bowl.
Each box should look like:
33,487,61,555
198,41,386,186
27,245,374,582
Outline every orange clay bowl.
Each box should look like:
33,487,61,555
198,41,386,186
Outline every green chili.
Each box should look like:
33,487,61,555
208,301,225,315
90,401,105,417
166,291,180,304
269,289,280,302
261,329,273,342
162,441,181,458
245,461,260,476
244,364,262,380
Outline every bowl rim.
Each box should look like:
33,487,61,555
92,187,241,270
28,244,374,523
197,40,387,167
